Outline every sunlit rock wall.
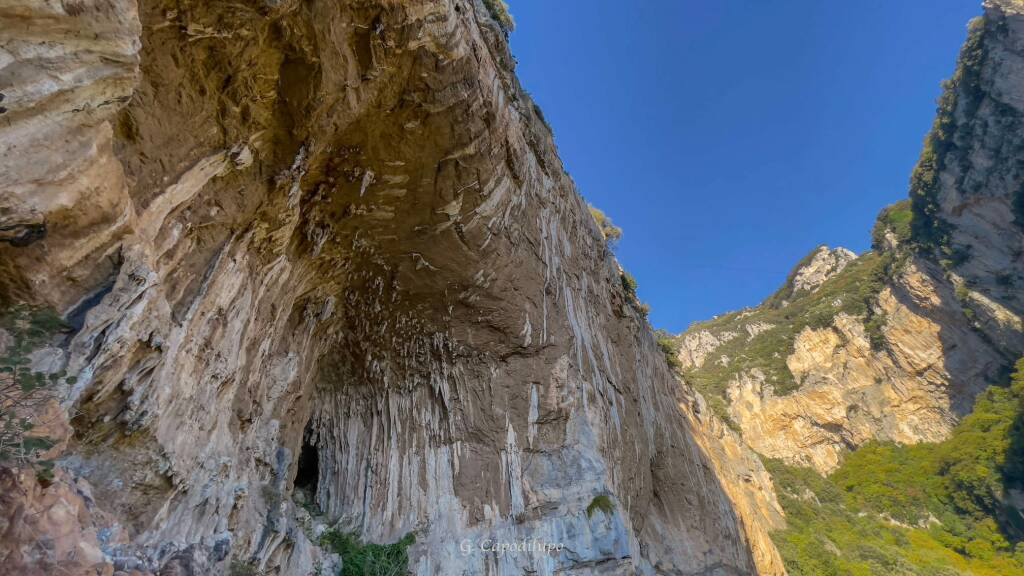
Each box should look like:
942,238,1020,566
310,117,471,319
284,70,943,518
0,0,779,574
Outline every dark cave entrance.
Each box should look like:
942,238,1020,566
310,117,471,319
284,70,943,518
293,425,320,507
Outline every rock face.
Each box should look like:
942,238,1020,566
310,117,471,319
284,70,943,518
0,467,114,576
683,223,1023,477
726,258,1016,473
0,1,780,574
680,391,787,575
677,0,1024,475
933,0,1024,315
678,328,739,370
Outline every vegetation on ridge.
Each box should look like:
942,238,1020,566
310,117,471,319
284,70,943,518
770,358,1024,575
482,0,514,34
654,329,682,374
587,202,652,319
871,199,914,250
679,250,894,422
909,18,987,262
762,247,830,310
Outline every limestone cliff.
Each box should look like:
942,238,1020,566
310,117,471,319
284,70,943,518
677,0,1024,475
0,1,781,575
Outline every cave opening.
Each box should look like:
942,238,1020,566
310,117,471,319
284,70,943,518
293,426,320,505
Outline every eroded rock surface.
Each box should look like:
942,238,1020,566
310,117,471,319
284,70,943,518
0,0,778,574
677,329,738,370
788,247,856,296
727,259,1014,473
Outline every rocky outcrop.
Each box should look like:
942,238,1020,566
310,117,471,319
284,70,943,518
763,246,857,310
726,258,1017,473
0,467,117,576
0,0,779,574
677,328,739,370
683,236,1023,476
788,247,857,296
675,246,855,375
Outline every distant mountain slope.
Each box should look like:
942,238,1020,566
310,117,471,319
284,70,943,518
768,358,1024,575
677,221,1019,472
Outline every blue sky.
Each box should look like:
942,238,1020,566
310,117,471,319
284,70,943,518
508,1,982,333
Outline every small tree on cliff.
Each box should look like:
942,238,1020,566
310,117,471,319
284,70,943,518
588,204,623,248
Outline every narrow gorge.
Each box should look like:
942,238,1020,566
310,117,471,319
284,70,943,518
2,1,1024,575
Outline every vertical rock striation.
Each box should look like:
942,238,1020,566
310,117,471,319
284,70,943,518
0,0,780,574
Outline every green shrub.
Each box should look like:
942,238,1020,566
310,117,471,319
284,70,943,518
482,0,514,33
620,270,638,299
955,284,971,302
655,329,682,373
954,284,978,323
872,200,914,249
585,208,649,319
319,530,415,576
586,494,615,518
617,269,652,318
864,311,888,351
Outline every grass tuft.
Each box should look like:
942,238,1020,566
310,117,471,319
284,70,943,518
319,529,415,576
